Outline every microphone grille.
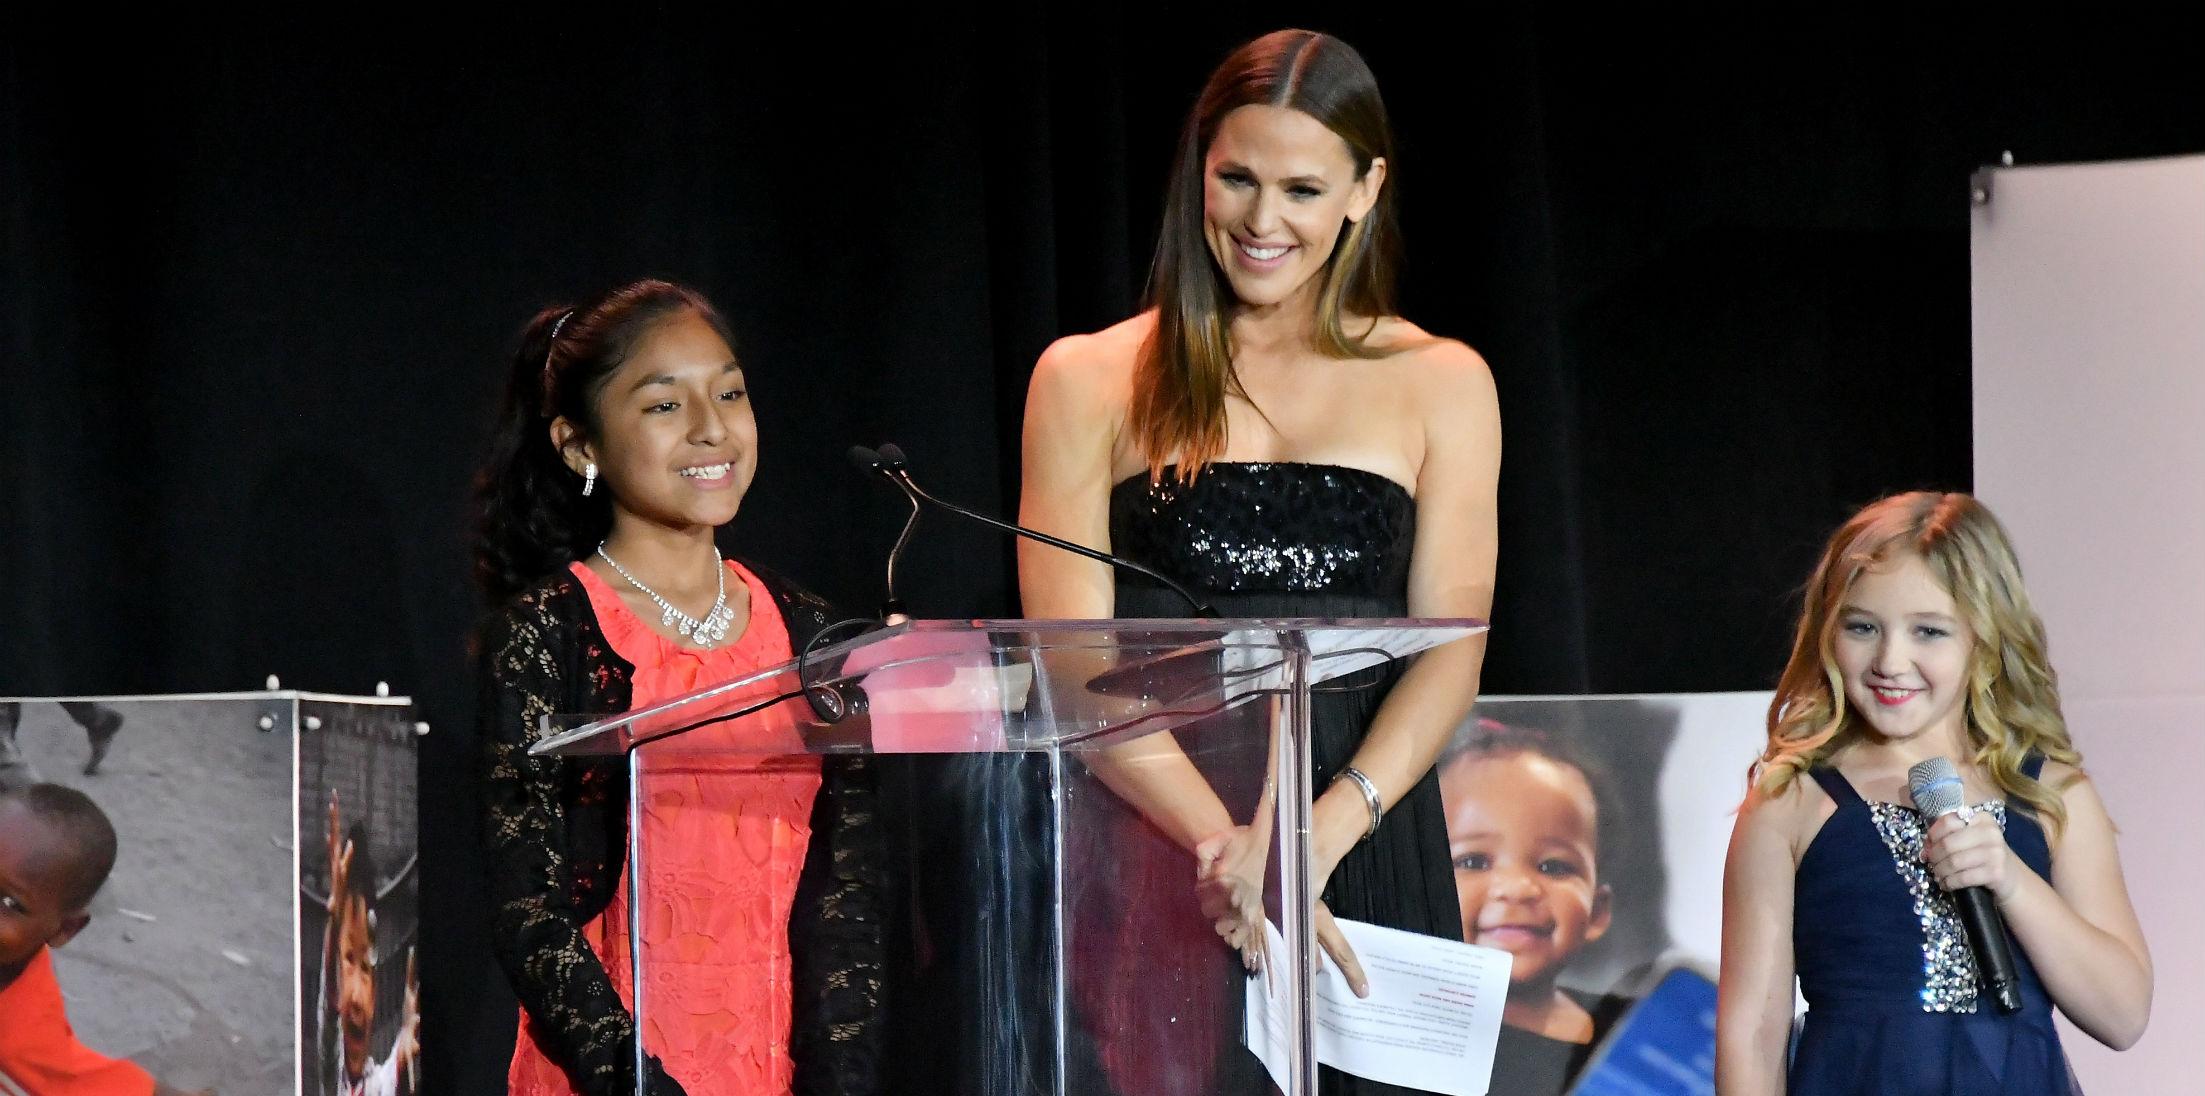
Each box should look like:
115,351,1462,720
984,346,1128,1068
1907,756,1966,816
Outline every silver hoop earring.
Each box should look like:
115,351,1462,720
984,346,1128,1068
582,462,598,497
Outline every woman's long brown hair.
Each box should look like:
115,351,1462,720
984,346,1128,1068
1129,29,1400,480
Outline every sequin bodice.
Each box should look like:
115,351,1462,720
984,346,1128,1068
1084,460,1457,1096
1107,462,1415,602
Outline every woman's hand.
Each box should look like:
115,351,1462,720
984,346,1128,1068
1195,825,1269,970
1309,785,1370,997
1313,898,1369,999
1194,818,1372,998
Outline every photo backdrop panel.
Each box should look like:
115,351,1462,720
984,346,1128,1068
1455,693,1768,987
1972,153,2205,1091
2,695,293,1095
1443,693,1765,1096
299,697,421,1096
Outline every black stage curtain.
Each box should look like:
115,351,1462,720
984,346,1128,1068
5,12,2199,1092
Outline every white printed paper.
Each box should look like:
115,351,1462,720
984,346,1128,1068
1244,917,1512,1096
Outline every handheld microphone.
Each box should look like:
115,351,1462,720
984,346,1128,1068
1907,756,2024,1014
848,443,1214,618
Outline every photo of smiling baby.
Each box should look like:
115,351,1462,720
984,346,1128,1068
1438,717,1642,1096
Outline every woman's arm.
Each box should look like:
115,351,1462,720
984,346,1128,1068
1311,343,1499,880
1017,332,1237,849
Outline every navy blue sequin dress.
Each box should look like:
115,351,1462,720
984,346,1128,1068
1790,757,2080,1095
1066,462,1461,1096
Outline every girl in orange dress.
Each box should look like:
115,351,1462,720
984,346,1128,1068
475,280,883,1096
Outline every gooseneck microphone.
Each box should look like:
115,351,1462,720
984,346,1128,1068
851,446,924,625
1907,756,2024,1014
847,443,1214,618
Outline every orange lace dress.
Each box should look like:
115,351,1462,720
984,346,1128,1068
508,559,822,1095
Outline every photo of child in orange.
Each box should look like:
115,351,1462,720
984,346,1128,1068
0,784,208,1096
1438,719,1632,1096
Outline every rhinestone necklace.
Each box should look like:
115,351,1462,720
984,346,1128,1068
594,544,735,648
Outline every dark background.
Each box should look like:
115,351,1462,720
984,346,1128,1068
6,10,2200,1092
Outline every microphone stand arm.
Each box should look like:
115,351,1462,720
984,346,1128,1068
881,467,1216,618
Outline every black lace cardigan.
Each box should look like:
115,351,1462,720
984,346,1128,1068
477,563,883,1096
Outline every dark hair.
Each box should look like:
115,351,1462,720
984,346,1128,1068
1,783,119,909
473,279,735,601
1441,718,1613,878
1132,29,1401,478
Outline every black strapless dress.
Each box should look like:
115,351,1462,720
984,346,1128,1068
1065,462,1463,1096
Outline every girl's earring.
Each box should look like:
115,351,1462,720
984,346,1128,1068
582,462,598,497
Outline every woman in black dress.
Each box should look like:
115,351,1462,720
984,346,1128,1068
1019,29,1500,1095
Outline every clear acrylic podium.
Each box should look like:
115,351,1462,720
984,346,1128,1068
534,617,1482,1096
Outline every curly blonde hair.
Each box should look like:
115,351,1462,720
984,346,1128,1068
1758,491,2079,833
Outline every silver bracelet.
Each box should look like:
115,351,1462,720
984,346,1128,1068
1334,766,1383,841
